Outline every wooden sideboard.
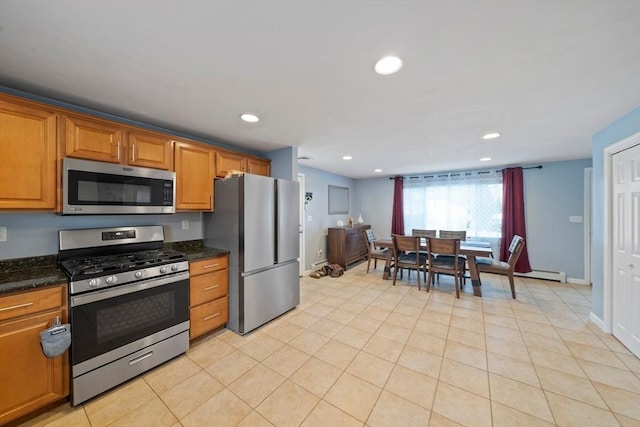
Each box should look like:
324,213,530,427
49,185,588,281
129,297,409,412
327,225,370,270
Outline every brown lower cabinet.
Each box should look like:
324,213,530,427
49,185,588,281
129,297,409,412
189,255,229,339
0,284,69,426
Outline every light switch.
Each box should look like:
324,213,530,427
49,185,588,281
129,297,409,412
307,216,313,222
569,216,583,223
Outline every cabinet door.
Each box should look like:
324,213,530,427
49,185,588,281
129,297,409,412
247,158,270,177
64,115,123,163
174,141,214,211
0,100,57,209
190,270,228,306
127,130,173,170
215,150,246,178
0,309,68,425
189,297,228,339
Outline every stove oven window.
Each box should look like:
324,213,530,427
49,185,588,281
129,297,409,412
70,278,188,365
96,292,174,344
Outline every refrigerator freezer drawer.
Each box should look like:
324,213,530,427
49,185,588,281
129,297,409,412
239,261,299,334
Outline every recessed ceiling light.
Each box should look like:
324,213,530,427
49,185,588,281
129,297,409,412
240,113,260,123
342,155,353,160
374,169,383,173
480,157,492,162
482,132,500,140
374,56,403,75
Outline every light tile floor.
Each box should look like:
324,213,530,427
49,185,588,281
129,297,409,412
21,263,640,427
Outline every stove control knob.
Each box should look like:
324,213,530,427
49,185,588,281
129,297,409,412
159,266,168,274
135,271,145,279
89,278,102,288
171,264,179,271
105,276,117,285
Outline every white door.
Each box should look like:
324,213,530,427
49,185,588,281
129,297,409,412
298,173,305,277
612,143,640,357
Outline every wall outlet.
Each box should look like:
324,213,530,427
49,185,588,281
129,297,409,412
317,249,323,257
182,220,189,230
0,227,7,242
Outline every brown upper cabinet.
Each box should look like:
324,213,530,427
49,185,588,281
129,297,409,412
247,157,270,176
0,93,271,213
215,149,270,178
63,115,124,163
126,130,173,170
0,98,57,210
174,141,214,211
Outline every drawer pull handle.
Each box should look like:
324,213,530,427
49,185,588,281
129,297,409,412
204,313,220,321
0,302,33,312
203,285,220,291
129,351,153,365
203,264,219,269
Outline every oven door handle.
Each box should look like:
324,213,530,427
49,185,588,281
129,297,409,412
70,272,190,307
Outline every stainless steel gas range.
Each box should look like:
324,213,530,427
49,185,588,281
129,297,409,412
58,226,190,406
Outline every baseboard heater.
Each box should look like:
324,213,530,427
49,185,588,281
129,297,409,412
514,269,567,283
310,260,328,271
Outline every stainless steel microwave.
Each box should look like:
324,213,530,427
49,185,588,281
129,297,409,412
62,158,176,215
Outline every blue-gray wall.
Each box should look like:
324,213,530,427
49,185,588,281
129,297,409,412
298,166,355,270
267,147,298,181
0,212,202,260
591,106,640,319
524,159,591,280
354,159,592,281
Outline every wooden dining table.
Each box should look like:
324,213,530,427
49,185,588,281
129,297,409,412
373,238,494,297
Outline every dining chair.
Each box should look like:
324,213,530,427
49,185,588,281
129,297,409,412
475,235,525,299
363,229,388,273
391,234,427,289
436,230,468,285
425,237,463,298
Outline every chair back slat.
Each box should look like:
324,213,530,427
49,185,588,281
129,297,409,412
426,238,460,258
439,230,467,240
392,234,420,253
506,235,525,268
365,229,376,243
412,229,436,238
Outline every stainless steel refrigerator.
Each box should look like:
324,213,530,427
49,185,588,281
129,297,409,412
203,174,300,335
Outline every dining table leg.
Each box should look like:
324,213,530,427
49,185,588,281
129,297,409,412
466,255,482,297
382,250,393,280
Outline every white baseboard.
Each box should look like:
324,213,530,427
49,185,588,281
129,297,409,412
515,270,567,282
567,277,589,285
590,312,609,333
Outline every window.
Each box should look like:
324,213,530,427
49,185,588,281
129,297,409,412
403,171,503,252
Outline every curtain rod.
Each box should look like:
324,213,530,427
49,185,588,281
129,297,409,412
388,165,543,180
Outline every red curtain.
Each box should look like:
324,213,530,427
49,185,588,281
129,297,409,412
501,167,532,272
391,176,405,235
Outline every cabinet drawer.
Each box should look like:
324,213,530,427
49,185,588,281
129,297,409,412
190,256,228,276
190,271,228,306
190,297,228,339
0,286,64,322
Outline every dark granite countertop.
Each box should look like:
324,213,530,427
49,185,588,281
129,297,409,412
0,255,67,295
164,240,230,261
0,241,228,296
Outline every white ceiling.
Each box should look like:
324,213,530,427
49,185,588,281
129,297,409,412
1,0,639,179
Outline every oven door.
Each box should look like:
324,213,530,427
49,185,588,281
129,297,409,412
69,272,189,371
